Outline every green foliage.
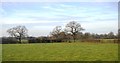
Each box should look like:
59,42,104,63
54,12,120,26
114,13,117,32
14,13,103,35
2,43,118,61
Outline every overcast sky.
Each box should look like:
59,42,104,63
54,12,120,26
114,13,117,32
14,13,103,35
1,2,118,37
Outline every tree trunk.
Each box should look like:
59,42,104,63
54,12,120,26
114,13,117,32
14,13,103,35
18,37,21,43
73,34,75,42
73,37,75,42
19,34,22,43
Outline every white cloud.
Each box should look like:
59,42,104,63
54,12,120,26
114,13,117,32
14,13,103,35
42,6,65,12
32,25,56,30
9,9,65,19
13,11,55,18
81,21,118,34
28,30,49,37
28,26,56,36
2,17,60,24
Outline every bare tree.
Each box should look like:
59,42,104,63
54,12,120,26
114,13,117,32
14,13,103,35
107,32,115,39
50,26,62,41
7,26,28,43
65,21,84,42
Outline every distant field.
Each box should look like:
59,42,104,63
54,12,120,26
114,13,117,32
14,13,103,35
2,42,118,61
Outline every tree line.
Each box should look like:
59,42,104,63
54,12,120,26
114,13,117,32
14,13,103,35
1,21,119,44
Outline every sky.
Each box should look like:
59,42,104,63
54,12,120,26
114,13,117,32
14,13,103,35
1,0,119,2
0,2,118,37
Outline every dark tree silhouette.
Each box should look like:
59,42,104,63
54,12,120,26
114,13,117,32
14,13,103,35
65,21,84,42
50,26,62,41
107,32,115,39
7,26,28,43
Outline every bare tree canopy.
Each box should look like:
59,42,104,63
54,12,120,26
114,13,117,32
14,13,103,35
7,26,28,43
65,21,84,42
50,26,62,38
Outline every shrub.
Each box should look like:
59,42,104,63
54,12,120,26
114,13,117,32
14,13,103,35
2,37,18,44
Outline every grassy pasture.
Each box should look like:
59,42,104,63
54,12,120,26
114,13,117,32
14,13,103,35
0,44,2,62
2,42,118,61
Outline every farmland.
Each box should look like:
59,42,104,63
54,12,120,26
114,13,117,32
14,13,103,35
2,42,118,61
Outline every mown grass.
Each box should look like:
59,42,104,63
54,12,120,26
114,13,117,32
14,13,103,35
2,42,118,61
0,44,2,62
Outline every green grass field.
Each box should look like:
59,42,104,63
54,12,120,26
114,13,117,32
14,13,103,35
0,44,2,62
2,42,118,61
